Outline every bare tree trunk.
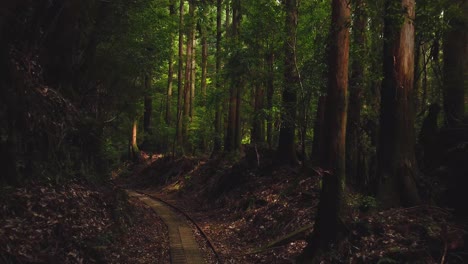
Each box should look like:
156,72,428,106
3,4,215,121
190,25,196,119
298,0,350,260
201,19,208,103
183,0,195,151
212,0,223,155
443,0,467,127
166,0,176,125
130,119,140,161
377,0,421,208
225,0,242,152
346,0,366,188
277,0,298,166
176,0,185,149
143,74,152,133
266,52,275,149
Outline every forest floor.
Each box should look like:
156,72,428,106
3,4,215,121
1,152,467,263
0,181,170,263
117,151,468,264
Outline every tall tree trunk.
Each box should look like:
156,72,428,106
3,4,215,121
176,0,185,149
212,0,223,155
266,52,275,149
201,17,208,103
183,0,195,150
377,0,421,208
346,0,367,188
443,0,467,127
298,0,350,260
225,0,242,152
166,0,176,125
277,0,299,166
190,25,196,119
143,75,152,133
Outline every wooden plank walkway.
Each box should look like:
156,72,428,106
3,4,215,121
127,191,206,264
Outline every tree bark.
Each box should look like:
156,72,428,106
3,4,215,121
224,0,242,152
299,1,351,260
130,119,140,161
346,0,367,188
266,52,275,149
377,0,421,208
212,0,223,155
143,75,152,133
166,0,176,126
176,0,185,149
277,0,299,166
443,0,467,127
183,0,195,150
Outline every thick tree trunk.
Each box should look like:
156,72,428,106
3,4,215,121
277,0,299,166
377,0,421,208
443,0,467,127
299,1,351,260
212,0,223,155
346,0,366,188
224,0,242,153
176,0,185,149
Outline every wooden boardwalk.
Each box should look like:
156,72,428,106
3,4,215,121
127,191,206,264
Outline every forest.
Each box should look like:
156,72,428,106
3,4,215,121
0,0,467,263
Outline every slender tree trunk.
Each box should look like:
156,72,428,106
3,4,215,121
183,0,195,150
212,0,223,155
298,1,351,260
201,20,208,103
346,0,366,188
266,52,275,149
166,0,176,125
190,25,196,119
130,119,140,161
176,0,185,148
277,0,299,166
143,75,152,133
377,0,421,208
443,0,467,127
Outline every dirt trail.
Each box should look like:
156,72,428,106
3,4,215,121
127,191,206,264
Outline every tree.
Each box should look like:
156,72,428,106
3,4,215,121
346,0,367,187
166,0,176,126
377,0,421,207
212,0,223,154
176,0,185,149
443,0,467,127
277,0,299,166
224,0,242,152
298,0,350,260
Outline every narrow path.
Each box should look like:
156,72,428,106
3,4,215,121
127,191,206,264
